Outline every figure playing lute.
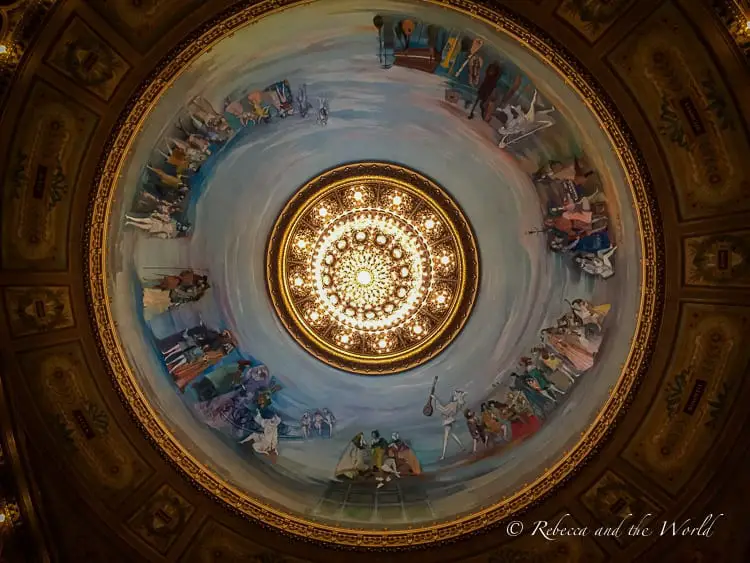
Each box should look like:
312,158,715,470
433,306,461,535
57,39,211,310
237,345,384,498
422,376,439,416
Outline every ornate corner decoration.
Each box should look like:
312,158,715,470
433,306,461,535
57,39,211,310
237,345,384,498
0,0,60,106
710,0,750,61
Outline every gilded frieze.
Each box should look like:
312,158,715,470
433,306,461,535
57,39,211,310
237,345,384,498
622,304,750,495
609,2,750,219
1,80,98,270
17,343,151,504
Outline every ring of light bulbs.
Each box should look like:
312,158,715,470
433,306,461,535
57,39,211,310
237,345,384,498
267,163,479,374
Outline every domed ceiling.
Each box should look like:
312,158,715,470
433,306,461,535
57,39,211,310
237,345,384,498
86,0,659,547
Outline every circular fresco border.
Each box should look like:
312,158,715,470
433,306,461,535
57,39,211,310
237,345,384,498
84,0,664,549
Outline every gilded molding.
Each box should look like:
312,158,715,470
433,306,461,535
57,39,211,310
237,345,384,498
710,0,750,60
83,0,664,549
0,0,59,103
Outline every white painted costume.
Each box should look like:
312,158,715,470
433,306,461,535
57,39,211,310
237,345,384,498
240,412,281,455
432,389,467,460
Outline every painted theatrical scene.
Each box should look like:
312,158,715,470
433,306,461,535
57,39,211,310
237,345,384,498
108,0,638,528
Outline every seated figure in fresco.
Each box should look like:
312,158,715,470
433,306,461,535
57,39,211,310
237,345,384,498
132,190,184,215
532,346,579,385
166,137,209,167
231,361,282,417
574,246,617,279
388,432,421,476
169,344,232,392
370,430,400,488
503,391,543,441
334,432,370,480
239,411,282,458
480,402,511,443
519,357,566,401
188,95,234,144
555,229,613,256
223,97,254,127
509,372,554,419
570,299,610,332
246,91,271,124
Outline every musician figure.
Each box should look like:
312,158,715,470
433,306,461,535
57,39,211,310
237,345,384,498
430,388,468,460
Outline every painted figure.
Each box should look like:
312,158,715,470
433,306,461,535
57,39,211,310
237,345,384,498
297,84,313,118
124,211,190,239
371,430,399,488
158,325,235,390
335,433,369,480
247,91,271,124
300,411,312,439
464,409,488,453
509,372,553,419
574,246,617,279
321,408,336,437
534,347,578,384
430,388,467,460
468,60,500,120
317,97,329,126
520,357,566,401
495,90,556,148
481,402,511,442
388,432,421,475
239,411,282,456
313,411,325,436
194,363,269,435
571,299,611,331
142,269,210,318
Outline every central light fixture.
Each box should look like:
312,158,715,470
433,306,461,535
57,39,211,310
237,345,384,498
266,162,479,375
357,270,372,285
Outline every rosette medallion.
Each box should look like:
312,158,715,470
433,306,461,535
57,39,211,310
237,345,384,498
266,162,479,374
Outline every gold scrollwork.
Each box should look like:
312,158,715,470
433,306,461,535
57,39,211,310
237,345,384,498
83,0,664,549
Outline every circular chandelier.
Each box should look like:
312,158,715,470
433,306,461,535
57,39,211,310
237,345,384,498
266,162,479,374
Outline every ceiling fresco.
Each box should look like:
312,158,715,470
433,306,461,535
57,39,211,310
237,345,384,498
87,0,658,544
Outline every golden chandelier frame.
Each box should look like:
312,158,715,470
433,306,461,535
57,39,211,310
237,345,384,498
84,0,664,550
266,162,480,375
